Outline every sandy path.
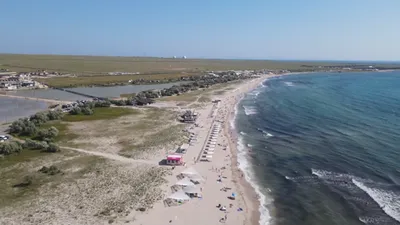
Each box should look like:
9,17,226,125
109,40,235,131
61,146,160,166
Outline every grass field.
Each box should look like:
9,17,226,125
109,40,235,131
34,72,199,87
3,53,399,88
61,107,139,122
0,54,336,74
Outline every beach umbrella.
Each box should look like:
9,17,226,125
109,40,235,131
175,177,195,187
183,185,201,194
167,190,190,201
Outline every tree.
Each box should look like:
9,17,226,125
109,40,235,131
21,121,38,136
0,141,23,155
69,107,82,115
37,127,59,140
30,112,48,125
81,107,94,115
24,139,49,150
9,119,25,134
47,109,63,120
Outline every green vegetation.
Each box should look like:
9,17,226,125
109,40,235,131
35,73,200,88
40,121,78,143
0,141,23,155
9,110,64,137
2,54,400,88
63,107,138,122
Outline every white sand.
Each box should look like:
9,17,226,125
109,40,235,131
128,75,271,225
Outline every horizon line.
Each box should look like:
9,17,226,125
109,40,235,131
0,52,399,63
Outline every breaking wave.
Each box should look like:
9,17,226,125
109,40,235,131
284,81,295,87
285,169,400,224
237,135,272,225
243,105,258,115
352,179,400,223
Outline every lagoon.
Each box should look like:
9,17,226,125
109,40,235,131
6,82,184,101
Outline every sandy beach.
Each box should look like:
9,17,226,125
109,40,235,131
128,75,271,225
0,74,275,225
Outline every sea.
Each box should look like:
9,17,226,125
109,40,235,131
234,71,400,225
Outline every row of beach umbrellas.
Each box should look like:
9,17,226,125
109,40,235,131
201,122,221,160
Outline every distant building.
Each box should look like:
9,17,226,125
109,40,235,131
182,56,187,59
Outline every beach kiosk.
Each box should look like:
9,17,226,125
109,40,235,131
166,155,184,166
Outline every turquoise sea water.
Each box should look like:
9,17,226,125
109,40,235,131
235,71,400,225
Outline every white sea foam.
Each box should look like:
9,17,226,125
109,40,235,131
311,168,355,181
265,132,274,137
359,216,392,224
240,131,247,135
311,169,400,223
230,77,272,225
237,135,272,225
247,144,253,147
243,105,258,115
248,90,261,97
257,128,274,137
284,81,294,87
352,179,400,223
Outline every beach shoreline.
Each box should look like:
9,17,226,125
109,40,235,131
224,76,270,225
224,73,294,225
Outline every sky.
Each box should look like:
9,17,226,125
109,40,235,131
1,0,400,61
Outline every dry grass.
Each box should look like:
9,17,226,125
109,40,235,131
61,107,186,159
0,106,185,224
159,80,243,103
0,54,351,74
0,153,170,225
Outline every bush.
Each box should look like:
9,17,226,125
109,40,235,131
0,141,23,155
45,143,60,153
9,118,39,136
9,110,64,136
69,107,82,115
38,165,62,175
81,107,94,115
9,119,25,134
94,100,111,108
37,127,59,141
110,100,127,106
19,120,38,136
47,109,64,120
13,175,34,188
24,139,49,150
30,112,49,125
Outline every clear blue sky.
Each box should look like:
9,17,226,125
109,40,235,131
1,0,399,61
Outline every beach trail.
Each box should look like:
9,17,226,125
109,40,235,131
61,146,159,165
